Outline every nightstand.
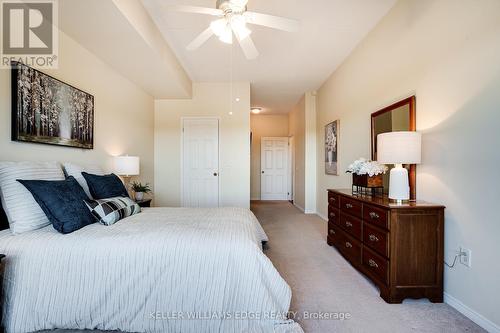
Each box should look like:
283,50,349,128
136,199,152,208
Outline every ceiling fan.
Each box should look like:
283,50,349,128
169,0,300,59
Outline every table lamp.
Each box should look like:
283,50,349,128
377,132,421,204
113,155,140,195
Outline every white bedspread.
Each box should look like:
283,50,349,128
0,207,303,333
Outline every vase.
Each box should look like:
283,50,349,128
135,192,144,201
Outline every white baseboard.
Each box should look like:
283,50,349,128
317,212,328,221
444,292,500,333
304,209,316,214
293,203,305,213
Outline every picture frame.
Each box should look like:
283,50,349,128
11,61,94,149
325,120,339,175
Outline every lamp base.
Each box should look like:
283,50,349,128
388,164,409,203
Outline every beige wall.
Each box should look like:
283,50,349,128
154,82,250,208
0,31,155,188
316,0,500,329
250,115,289,200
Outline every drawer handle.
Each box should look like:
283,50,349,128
329,212,336,218
369,234,379,242
345,203,353,209
368,259,379,268
369,212,380,219
329,229,335,235
345,221,353,228
329,197,336,202
345,242,352,248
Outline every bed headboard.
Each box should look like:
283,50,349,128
0,204,9,231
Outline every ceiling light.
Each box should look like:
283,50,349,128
210,19,227,37
210,18,233,44
235,98,240,102
251,108,262,114
231,15,251,40
219,25,233,44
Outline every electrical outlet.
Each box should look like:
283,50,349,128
460,247,472,268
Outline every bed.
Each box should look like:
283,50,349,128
0,206,303,333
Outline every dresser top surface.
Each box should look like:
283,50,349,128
328,189,445,209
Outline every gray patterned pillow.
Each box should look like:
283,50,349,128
84,197,141,226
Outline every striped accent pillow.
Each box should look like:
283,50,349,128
84,197,141,226
0,161,65,234
63,162,104,199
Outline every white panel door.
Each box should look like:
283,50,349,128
182,118,219,207
261,137,289,200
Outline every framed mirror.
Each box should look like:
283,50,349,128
371,96,416,200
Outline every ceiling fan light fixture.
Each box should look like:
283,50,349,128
218,27,233,44
180,1,300,60
229,0,249,7
231,15,252,40
210,18,228,37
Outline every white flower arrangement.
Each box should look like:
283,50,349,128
346,158,388,177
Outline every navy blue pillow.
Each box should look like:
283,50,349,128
17,176,95,234
81,172,129,199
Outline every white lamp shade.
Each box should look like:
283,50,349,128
377,131,422,165
114,156,140,176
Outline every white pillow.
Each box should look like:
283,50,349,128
63,162,104,199
0,161,65,234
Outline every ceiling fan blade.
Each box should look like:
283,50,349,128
187,27,215,51
236,34,259,60
168,5,223,16
244,12,300,32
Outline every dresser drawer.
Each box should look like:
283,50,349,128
363,204,389,230
363,223,389,258
328,207,339,224
340,196,363,218
363,246,389,285
339,232,362,265
327,223,342,245
328,191,340,208
339,212,362,240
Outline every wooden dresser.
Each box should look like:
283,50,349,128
327,189,445,303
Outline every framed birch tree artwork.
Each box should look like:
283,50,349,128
325,120,339,175
11,61,94,149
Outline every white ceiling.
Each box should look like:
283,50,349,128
142,0,396,114
59,0,191,99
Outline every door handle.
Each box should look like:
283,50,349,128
213,172,218,176
261,171,264,174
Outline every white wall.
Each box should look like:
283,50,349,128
316,0,500,330
154,82,250,208
0,31,155,188
250,115,289,200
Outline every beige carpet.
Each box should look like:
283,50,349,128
251,200,484,333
